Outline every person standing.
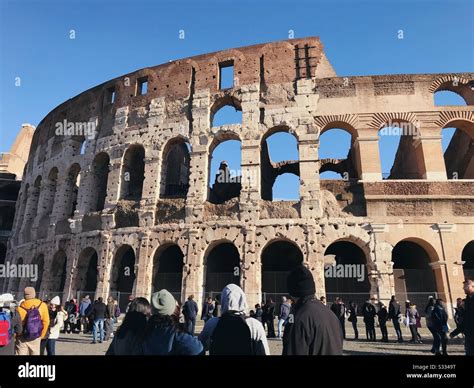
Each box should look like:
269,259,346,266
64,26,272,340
254,304,263,323
88,297,107,344
450,277,474,355
277,296,290,339
377,303,389,342
283,265,343,355
182,295,199,336
407,303,421,344
79,295,91,334
105,296,118,341
201,297,215,323
347,301,358,340
453,297,465,332
0,293,22,355
16,287,50,355
47,297,67,356
63,299,78,334
361,298,376,341
425,297,437,353
388,295,403,343
263,298,275,338
431,298,448,355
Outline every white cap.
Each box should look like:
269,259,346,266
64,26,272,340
0,293,15,306
50,296,61,306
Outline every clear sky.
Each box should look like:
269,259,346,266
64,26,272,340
1,0,473,199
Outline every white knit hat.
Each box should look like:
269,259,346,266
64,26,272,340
50,296,61,306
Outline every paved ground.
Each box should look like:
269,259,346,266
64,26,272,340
55,321,466,356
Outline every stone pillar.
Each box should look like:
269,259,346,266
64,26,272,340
133,232,152,299
299,133,321,218
104,158,122,208
19,184,40,243
95,234,113,300
353,132,382,181
371,227,395,305
139,155,160,227
241,226,260,308
240,140,261,222
182,229,205,311
185,146,207,223
414,134,447,180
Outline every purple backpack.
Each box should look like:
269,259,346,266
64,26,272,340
20,302,43,340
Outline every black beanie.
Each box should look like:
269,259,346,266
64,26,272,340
287,265,316,297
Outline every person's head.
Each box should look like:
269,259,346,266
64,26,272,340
250,309,255,316
435,298,444,307
391,295,396,302
107,296,113,303
220,284,247,314
50,296,61,309
151,290,178,317
287,264,316,300
188,295,194,301
0,293,15,310
128,295,134,302
320,296,326,302
128,297,151,316
24,287,36,300
98,297,103,303
456,297,463,307
427,296,435,307
463,277,474,296
85,295,90,300
338,298,344,304
370,297,376,304
207,297,212,303
255,303,261,309
281,296,287,303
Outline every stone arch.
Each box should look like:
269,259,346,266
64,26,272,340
261,239,303,301
152,243,184,297
120,144,145,201
88,152,110,212
66,163,81,217
204,240,241,297
50,250,68,293
73,247,99,294
429,75,474,105
210,96,242,127
160,136,190,198
392,237,444,310
109,245,136,304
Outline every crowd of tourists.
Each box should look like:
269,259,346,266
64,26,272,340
0,270,473,356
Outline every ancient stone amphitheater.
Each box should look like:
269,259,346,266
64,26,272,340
4,37,474,312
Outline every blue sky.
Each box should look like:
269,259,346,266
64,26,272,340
1,0,473,199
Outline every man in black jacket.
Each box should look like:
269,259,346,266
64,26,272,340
361,299,377,341
182,295,199,335
388,295,403,343
282,265,343,355
450,277,474,355
88,297,107,344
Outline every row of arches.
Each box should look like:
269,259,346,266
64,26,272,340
7,238,474,310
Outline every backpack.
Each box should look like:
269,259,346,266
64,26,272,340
0,311,13,346
20,302,44,340
210,314,254,355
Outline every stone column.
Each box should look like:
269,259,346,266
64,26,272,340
19,184,40,243
299,133,321,218
182,228,205,311
139,154,160,227
241,226,260,308
240,140,261,222
185,146,207,223
371,226,395,305
353,131,382,181
414,133,447,180
133,232,152,299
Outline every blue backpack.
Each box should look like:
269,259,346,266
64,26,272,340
0,310,13,346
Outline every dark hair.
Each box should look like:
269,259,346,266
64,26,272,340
117,311,148,340
255,304,261,309
188,295,194,300
144,306,184,338
98,297,103,303
425,297,435,313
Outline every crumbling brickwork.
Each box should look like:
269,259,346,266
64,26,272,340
4,37,474,314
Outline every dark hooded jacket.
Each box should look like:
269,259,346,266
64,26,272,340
282,296,343,355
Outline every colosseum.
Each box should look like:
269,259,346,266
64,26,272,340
3,37,474,314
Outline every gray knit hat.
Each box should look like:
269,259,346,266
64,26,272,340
151,289,177,316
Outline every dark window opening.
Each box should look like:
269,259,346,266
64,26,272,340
137,77,148,96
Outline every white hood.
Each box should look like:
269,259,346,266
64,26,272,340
220,284,247,314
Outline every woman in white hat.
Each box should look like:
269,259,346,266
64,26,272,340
46,296,68,355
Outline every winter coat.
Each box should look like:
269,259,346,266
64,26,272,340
88,301,107,320
0,308,22,355
17,298,50,339
388,300,401,320
407,307,419,326
49,310,67,339
279,302,291,320
79,299,91,316
451,295,474,340
431,304,448,332
182,300,199,320
141,324,203,355
361,302,376,323
282,296,343,355
199,284,270,355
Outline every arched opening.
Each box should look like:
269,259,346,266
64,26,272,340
261,129,300,201
66,164,81,217
442,120,474,180
209,137,242,204
32,254,45,292
434,90,468,106
261,240,303,301
319,128,356,180
120,145,145,201
110,245,136,309
160,138,190,198
324,241,371,307
211,99,242,127
205,242,240,297
50,250,68,293
392,240,442,312
89,152,110,212
462,240,474,280
378,121,424,179
152,244,184,299
43,167,58,215
9,258,23,294
74,247,99,296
